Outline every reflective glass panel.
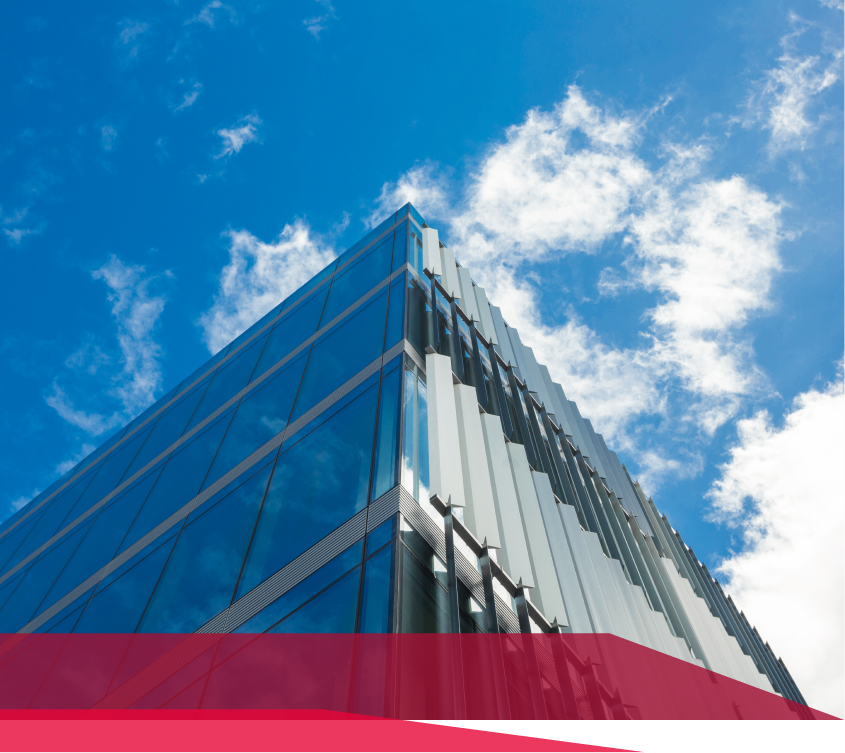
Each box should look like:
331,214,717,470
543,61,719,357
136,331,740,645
359,545,392,633
372,364,401,501
289,290,388,422
118,409,235,554
185,334,268,432
251,285,329,382
234,540,363,633
319,235,393,327
73,533,178,633
399,545,449,633
202,353,307,490
138,463,273,633
366,516,395,557
235,383,378,598
392,221,409,273
267,567,359,634
384,277,405,352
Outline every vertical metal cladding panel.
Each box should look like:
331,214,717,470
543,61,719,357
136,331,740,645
538,365,574,436
506,443,572,628
566,402,609,483
629,583,678,658
422,227,442,276
489,306,516,367
472,286,498,345
425,352,466,509
587,426,629,503
453,383,501,549
608,454,654,537
554,501,615,634
552,384,590,458
479,413,534,588
579,532,637,643
530,472,594,633
605,559,655,650
506,328,532,384
456,267,481,323
521,347,556,416
439,247,461,301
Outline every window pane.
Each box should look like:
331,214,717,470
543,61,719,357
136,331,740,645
391,222,408,273
251,286,329,382
289,290,388,422
0,521,93,633
235,384,379,599
384,277,405,352
73,534,178,633
138,463,273,633
408,204,424,228
34,588,93,633
267,568,360,634
234,540,363,633
284,264,336,307
319,235,393,327
121,378,212,480
185,334,268,432
0,509,46,575
372,364,401,501
37,465,165,613
399,545,450,633
118,410,235,554
178,344,232,397
202,353,307,491
360,545,392,633
366,516,395,557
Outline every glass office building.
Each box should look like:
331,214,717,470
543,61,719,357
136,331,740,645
0,204,808,716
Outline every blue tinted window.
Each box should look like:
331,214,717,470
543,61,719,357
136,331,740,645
319,236,394,327
186,334,268,432
334,214,396,270
45,602,87,633
118,410,235,554
34,588,93,633
366,516,395,557
384,277,405,352
138,464,273,633
251,286,328,382
408,204,424,229
268,567,360,634
121,378,212,480
289,290,388,422
235,384,379,599
0,508,46,574
177,344,233,398
227,302,284,355
285,263,336,308
234,540,363,634
73,533,178,633
38,465,165,611
0,520,93,633
372,365,402,501
202,353,307,491
360,545,393,633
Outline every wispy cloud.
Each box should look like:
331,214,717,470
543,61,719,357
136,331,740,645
116,19,150,61
303,0,337,40
172,80,203,113
46,256,170,435
186,1,237,29
738,13,843,155
215,114,262,158
709,364,845,718
100,123,119,152
366,161,450,230
198,220,336,353
2,205,45,246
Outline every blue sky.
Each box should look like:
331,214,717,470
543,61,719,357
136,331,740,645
1,0,842,714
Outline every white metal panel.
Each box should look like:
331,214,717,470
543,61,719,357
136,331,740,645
453,384,501,548
506,328,531,384
521,346,555,413
480,413,534,587
556,502,615,634
425,352,466,509
538,365,573,435
507,443,572,627
439,246,461,300
581,533,636,642
473,286,498,344
456,267,481,323
490,306,516,366
422,227,441,276
531,472,594,632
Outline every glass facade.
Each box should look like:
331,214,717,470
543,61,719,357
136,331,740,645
0,202,807,717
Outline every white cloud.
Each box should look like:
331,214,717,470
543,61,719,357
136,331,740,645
1,205,45,246
739,14,843,155
819,0,844,11
54,444,96,476
215,114,262,158
46,257,170,435
172,81,202,113
186,1,236,29
709,367,845,718
198,219,336,353
116,19,149,60
303,0,337,40
100,124,119,152
379,86,783,476
365,161,450,229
